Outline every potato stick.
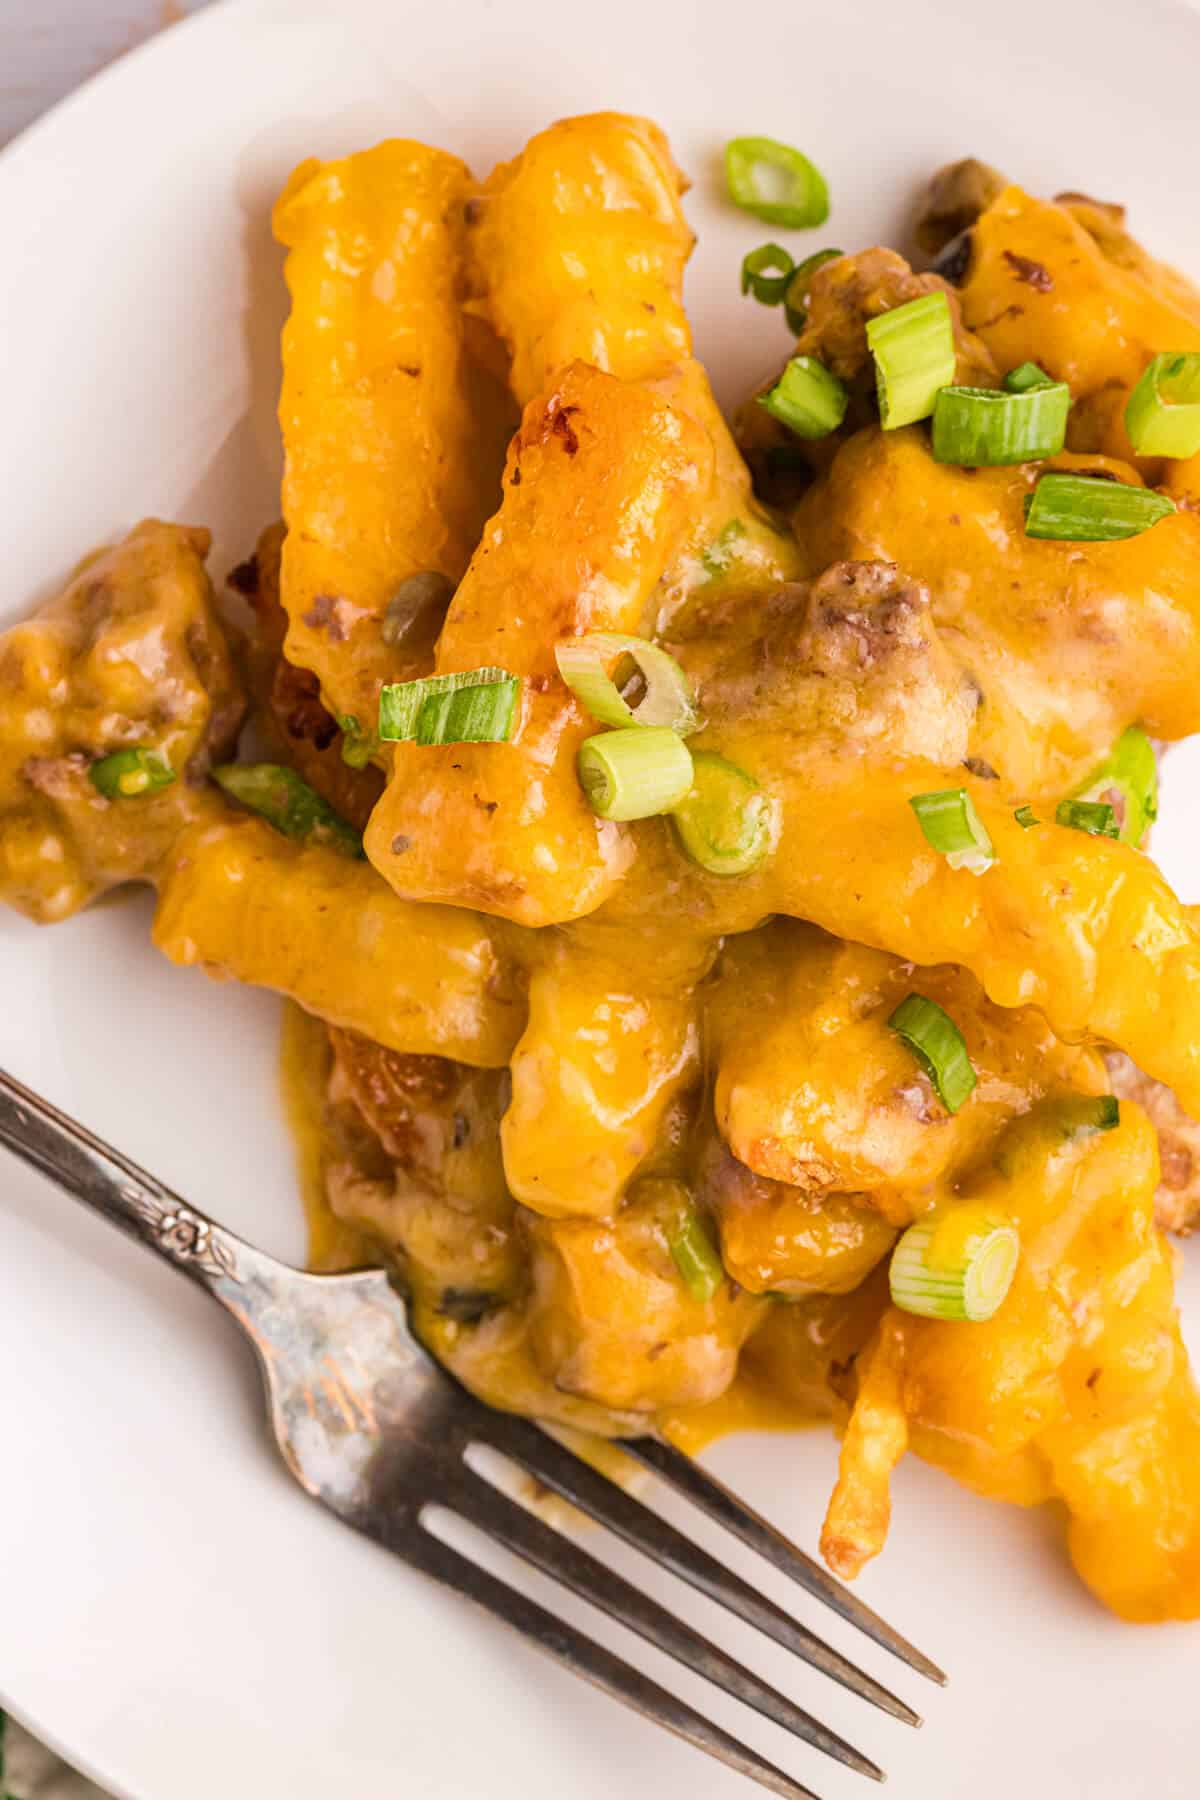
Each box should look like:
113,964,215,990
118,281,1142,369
274,140,498,724
664,749,1200,1123
958,186,1200,464
153,814,523,1067
838,1104,1200,1620
468,112,799,590
820,1314,909,1580
501,946,699,1219
365,361,710,926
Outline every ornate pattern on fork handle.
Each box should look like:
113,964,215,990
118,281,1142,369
122,1185,240,1281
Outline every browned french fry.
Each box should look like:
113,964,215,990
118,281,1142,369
364,361,711,926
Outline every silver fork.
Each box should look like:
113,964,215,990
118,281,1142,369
0,1068,943,1799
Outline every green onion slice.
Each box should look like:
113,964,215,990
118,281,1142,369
1125,352,1200,459
89,746,176,799
577,727,693,822
724,136,830,229
1056,1094,1120,1142
671,750,776,876
1014,805,1040,829
668,1208,725,1303
909,787,995,874
865,291,956,430
378,668,519,746
381,570,455,646
555,634,701,736
212,763,363,858
337,715,378,769
1055,797,1119,839
932,380,1070,466
1069,725,1157,847
1004,361,1056,394
758,355,848,439
1024,473,1176,540
890,1202,1019,1323
741,242,794,306
700,518,747,578
783,247,843,334
888,993,977,1113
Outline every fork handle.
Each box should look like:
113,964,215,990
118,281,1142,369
0,1065,255,1293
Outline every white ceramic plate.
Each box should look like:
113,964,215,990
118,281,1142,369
4,1,1200,1794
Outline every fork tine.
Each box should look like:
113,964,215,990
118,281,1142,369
404,1521,825,1800
470,1408,919,1724
450,1464,882,1782
624,1437,946,1687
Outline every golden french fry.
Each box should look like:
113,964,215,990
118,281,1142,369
832,1102,1200,1621
468,111,799,594
958,185,1200,464
364,361,711,926
153,814,524,1067
501,943,700,1219
274,140,504,724
820,1314,909,1580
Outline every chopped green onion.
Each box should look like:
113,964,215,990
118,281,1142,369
889,1201,1019,1323
1004,361,1056,394
932,380,1070,466
724,137,829,229
783,247,843,334
1056,1094,1120,1141
668,1208,725,1302
555,634,701,736
213,763,363,858
865,291,956,430
758,355,848,439
1014,805,1040,829
381,570,455,646
1055,797,1119,839
89,747,176,799
577,727,693,822
741,242,794,305
909,787,995,874
1125,352,1200,459
1024,473,1176,540
671,750,776,875
378,668,519,745
1069,725,1157,847
700,518,747,577
337,715,378,769
888,993,977,1113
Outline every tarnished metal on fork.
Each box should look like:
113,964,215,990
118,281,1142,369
0,1068,945,1800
